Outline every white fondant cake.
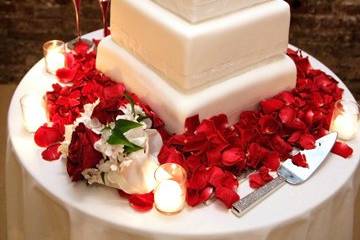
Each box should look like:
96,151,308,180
96,37,296,133
110,0,290,90
153,0,269,23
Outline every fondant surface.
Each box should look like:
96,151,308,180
111,0,291,90
96,37,296,133
153,0,269,22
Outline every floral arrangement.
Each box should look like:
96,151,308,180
34,41,353,212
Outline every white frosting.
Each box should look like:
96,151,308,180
96,37,296,133
110,0,290,90
153,0,269,23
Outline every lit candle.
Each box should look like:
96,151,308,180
154,163,187,214
20,94,48,133
330,100,360,140
43,40,65,74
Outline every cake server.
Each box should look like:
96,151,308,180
232,132,337,217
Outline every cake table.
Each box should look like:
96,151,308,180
5,30,360,240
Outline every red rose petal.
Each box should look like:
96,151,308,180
247,143,269,168
41,144,61,161
277,91,295,106
249,172,264,189
260,98,284,113
222,147,245,167
291,153,308,168
187,169,209,190
56,67,77,83
187,187,213,207
103,83,125,99
158,145,184,165
271,135,293,156
118,189,130,199
298,133,316,149
279,107,296,124
208,166,225,187
74,39,90,55
331,141,353,158
215,186,240,209
263,151,281,171
34,123,65,148
206,148,222,167
287,118,307,130
259,115,280,135
185,115,200,133
210,114,228,131
65,53,76,68
128,192,154,212
249,167,273,189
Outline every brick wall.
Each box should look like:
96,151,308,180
1,0,359,100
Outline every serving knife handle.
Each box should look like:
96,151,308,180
232,175,286,217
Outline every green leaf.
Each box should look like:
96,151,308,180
114,119,142,134
124,93,136,117
124,145,143,154
107,131,133,147
107,131,143,154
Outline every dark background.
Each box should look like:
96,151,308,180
0,0,359,100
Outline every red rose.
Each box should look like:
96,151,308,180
67,123,102,181
91,98,124,124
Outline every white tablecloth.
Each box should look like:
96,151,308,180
5,30,360,240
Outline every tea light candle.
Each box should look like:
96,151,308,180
43,40,65,74
154,163,187,214
330,100,360,140
20,94,47,133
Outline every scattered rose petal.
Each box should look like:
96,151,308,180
215,186,239,208
185,115,200,133
260,98,284,113
249,167,273,189
259,115,280,135
291,153,308,168
56,67,77,83
331,141,353,158
41,144,61,161
129,192,154,212
34,123,65,148
263,151,281,171
279,107,296,124
298,133,316,149
222,147,245,167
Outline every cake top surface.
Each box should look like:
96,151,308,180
152,0,270,22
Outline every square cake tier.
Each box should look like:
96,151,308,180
96,37,296,133
153,0,268,23
111,0,291,91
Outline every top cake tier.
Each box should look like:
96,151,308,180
111,0,290,91
153,0,269,23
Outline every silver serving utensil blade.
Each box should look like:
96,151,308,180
232,132,337,217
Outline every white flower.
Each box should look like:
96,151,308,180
75,99,104,134
82,168,103,185
94,128,125,162
118,103,152,128
82,129,163,194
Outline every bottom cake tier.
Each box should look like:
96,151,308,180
96,36,297,133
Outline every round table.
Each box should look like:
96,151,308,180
5,30,360,240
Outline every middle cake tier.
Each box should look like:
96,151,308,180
111,0,291,91
96,37,296,133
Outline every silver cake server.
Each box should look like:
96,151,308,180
232,132,337,217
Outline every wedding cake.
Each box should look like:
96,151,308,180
96,0,296,132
